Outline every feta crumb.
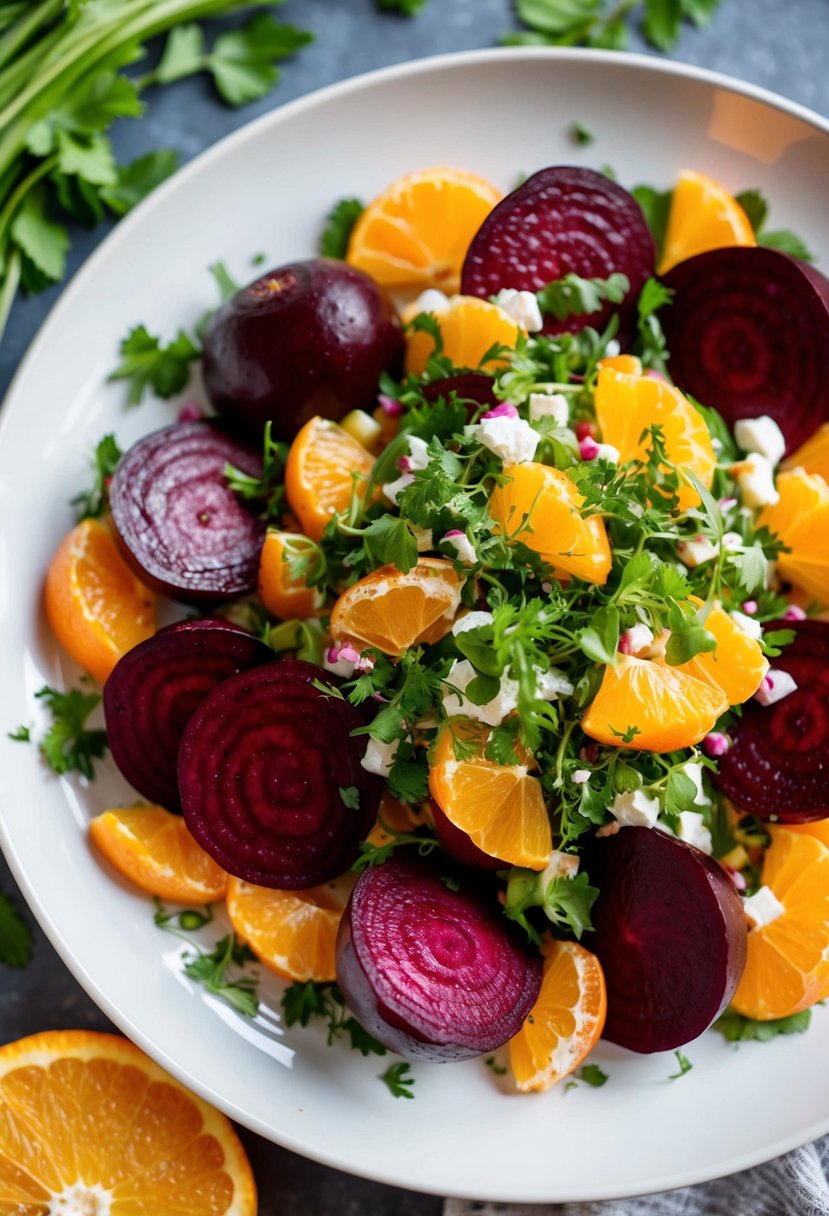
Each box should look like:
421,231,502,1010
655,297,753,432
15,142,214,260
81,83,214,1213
442,660,518,727
571,769,591,785
721,530,744,552
475,414,540,464
680,761,710,807
406,435,430,471
734,416,786,467
730,610,763,641
382,435,430,503
734,453,779,509
408,288,450,316
494,288,543,333
595,443,620,463
604,339,621,357
539,849,580,884
529,392,569,426
443,530,477,564
677,536,718,568
381,471,413,505
743,885,786,930
677,810,713,854
618,623,655,657
536,667,575,700
754,668,798,706
361,737,399,777
451,610,494,636
608,789,660,829
411,523,433,552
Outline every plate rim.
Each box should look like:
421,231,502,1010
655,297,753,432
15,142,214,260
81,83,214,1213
2,45,829,1203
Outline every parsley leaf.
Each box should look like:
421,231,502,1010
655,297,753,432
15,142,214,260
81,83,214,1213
35,686,107,780
320,197,364,259
281,981,387,1056
577,1063,608,1086
208,17,314,107
714,1008,812,1042
70,433,122,520
0,892,32,968
11,184,69,286
536,272,629,322
108,324,200,406
339,786,360,809
377,0,429,12
362,514,419,574
507,0,723,50
668,1049,693,1078
7,725,30,742
568,121,595,146
380,1061,416,1098
224,421,287,519
734,187,815,263
634,277,673,373
631,184,673,260
577,603,620,666
183,934,259,1017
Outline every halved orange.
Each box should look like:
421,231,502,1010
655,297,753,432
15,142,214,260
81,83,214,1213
784,423,829,482
44,517,155,685
758,468,829,605
508,936,607,1092
594,366,716,510
429,719,551,870
488,462,611,586
346,166,502,294
0,1030,256,1213
658,169,756,274
403,294,523,377
89,806,229,904
226,875,352,983
732,827,829,1020
672,599,769,705
328,557,463,656
284,416,376,542
258,529,324,621
581,654,728,752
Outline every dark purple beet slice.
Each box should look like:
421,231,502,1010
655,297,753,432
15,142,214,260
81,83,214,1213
109,420,266,605
421,373,499,415
715,619,829,822
460,166,655,340
336,855,541,1061
103,619,271,812
178,659,380,888
584,827,746,1053
662,248,829,454
431,802,505,871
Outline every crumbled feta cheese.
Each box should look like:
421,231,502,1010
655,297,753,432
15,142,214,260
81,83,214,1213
571,769,591,785
604,339,621,358
536,667,575,700
539,849,580,884
721,531,744,552
443,530,476,563
406,435,430,470
608,789,661,829
743,885,785,930
494,288,543,333
677,536,718,568
680,761,710,807
529,392,569,426
381,472,413,504
451,610,494,637
596,443,620,463
618,623,655,657
734,416,787,468
382,435,430,503
361,737,399,777
730,609,763,641
411,524,433,552
442,660,518,727
754,668,798,706
323,645,357,678
677,810,713,854
475,414,540,464
734,453,779,509
408,288,450,316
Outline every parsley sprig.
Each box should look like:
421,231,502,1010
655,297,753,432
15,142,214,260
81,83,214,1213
281,980,387,1056
35,685,107,779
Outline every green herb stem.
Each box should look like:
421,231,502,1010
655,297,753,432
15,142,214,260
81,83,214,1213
0,0,64,73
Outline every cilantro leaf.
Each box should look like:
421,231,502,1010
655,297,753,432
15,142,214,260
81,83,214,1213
152,23,207,84
380,1061,415,1098
100,149,179,216
108,324,200,406
664,767,699,818
70,433,122,521
35,686,107,780
0,892,32,968
536,272,629,322
734,188,768,233
320,197,364,258
183,934,259,1017
714,1008,811,1042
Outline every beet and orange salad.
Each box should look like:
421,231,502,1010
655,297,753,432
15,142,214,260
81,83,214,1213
36,160,829,1093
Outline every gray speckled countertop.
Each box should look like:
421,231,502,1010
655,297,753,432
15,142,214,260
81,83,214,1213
1,2,827,1211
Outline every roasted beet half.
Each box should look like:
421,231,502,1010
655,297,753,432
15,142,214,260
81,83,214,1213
583,827,747,1053
460,166,655,340
662,248,829,454
336,855,541,1061
103,619,271,812
715,619,829,821
431,802,505,871
109,420,266,605
178,660,380,888
202,258,404,443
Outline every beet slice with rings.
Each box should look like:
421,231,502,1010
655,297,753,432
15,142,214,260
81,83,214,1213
662,248,829,455
460,166,655,340
103,619,272,812
336,855,541,1062
178,660,380,889
584,827,747,1053
715,619,829,822
109,420,266,604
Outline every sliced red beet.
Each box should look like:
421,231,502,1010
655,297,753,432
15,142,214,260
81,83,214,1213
336,855,541,1062
109,420,266,604
421,373,499,415
715,620,829,822
178,659,380,888
662,248,829,454
460,166,655,339
584,827,746,1053
103,619,271,812
430,802,506,871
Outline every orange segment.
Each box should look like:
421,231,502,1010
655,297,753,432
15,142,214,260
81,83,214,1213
488,462,611,586
285,416,376,542
258,529,324,620
226,875,351,983
673,599,769,705
598,353,642,375
429,720,551,869
784,423,829,482
508,937,607,1092
44,517,155,684
329,557,463,656
658,169,756,274
346,166,502,294
757,468,829,605
0,1030,256,1213
594,366,716,510
582,654,728,752
403,294,522,377
732,827,829,1020
366,789,431,848
89,807,229,904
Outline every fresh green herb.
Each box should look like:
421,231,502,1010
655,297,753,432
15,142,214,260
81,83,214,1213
735,187,815,264
183,934,260,1017
668,1049,693,1078
536,272,629,323
377,0,429,13
505,0,723,51
577,1063,609,1086
0,891,32,968
224,421,288,519
320,197,364,259
352,821,439,873
7,724,30,742
631,183,672,261
70,433,123,521
568,121,595,147
339,786,360,809
153,899,214,934
485,1055,508,1075
714,1008,812,1042
504,867,598,942
99,149,181,216
634,277,673,373
380,1061,416,1098
108,324,200,406
35,685,107,779
281,980,387,1056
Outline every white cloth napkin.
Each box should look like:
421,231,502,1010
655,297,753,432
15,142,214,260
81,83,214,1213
444,1135,829,1215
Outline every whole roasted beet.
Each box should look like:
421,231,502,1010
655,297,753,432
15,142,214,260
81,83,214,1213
203,258,404,442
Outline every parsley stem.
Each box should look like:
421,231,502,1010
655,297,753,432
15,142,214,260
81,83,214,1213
0,243,20,344
0,0,63,73
0,152,56,243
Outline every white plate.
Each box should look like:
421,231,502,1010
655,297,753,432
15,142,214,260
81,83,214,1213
1,49,828,1205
